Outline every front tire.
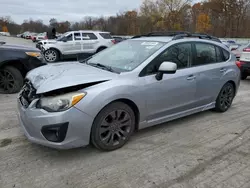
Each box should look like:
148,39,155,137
0,66,24,94
214,82,235,112
91,102,135,151
44,49,59,62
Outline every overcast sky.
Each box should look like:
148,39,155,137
1,0,144,24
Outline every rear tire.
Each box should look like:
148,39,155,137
241,73,248,80
91,102,135,151
0,66,24,94
214,82,235,113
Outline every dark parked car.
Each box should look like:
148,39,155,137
112,36,126,43
0,41,47,94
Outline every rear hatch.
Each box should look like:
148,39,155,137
99,32,116,46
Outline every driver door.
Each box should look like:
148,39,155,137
60,33,75,54
140,43,197,125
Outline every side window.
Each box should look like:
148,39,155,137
74,32,81,40
193,43,216,66
82,33,98,40
66,34,73,41
144,43,191,75
215,46,223,62
222,49,230,61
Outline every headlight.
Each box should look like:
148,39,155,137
37,92,86,112
25,52,41,58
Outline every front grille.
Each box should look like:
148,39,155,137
19,80,38,108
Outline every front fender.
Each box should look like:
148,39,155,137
75,81,147,124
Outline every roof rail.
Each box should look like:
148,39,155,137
131,31,191,39
172,33,221,43
132,31,221,43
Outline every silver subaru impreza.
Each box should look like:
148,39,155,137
17,34,241,151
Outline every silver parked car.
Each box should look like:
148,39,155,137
17,33,241,151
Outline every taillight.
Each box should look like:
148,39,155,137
243,48,250,52
236,61,245,68
44,36,48,39
111,39,116,44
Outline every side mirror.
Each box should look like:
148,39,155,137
155,62,177,81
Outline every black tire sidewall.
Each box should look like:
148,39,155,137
215,82,235,112
0,66,23,94
91,102,135,151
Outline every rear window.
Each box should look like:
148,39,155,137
99,33,113,39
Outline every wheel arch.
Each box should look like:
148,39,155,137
227,80,237,95
94,98,140,132
48,47,62,58
0,60,27,77
96,46,107,53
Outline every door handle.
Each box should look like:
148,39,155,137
220,68,227,72
187,75,196,80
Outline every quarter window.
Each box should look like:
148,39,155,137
215,46,223,62
222,49,230,61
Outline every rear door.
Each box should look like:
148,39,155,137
81,33,99,54
73,32,82,54
190,42,229,106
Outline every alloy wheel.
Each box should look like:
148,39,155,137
44,50,57,62
219,84,234,110
99,110,132,146
0,69,15,92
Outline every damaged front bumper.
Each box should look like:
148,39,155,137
17,99,94,149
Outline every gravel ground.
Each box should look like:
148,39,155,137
1,36,250,188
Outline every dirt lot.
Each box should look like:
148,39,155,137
1,36,250,188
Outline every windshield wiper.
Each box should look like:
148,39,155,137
79,56,92,64
88,63,116,73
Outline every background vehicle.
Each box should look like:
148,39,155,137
21,31,30,38
30,33,38,42
0,41,46,94
36,32,47,42
18,32,240,151
234,43,250,80
0,32,10,36
41,30,115,62
231,43,250,60
112,36,126,43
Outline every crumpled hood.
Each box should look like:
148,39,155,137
26,62,117,94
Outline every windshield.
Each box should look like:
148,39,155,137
56,32,69,41
85,40,165,72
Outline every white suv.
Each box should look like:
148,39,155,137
40,30,115,62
